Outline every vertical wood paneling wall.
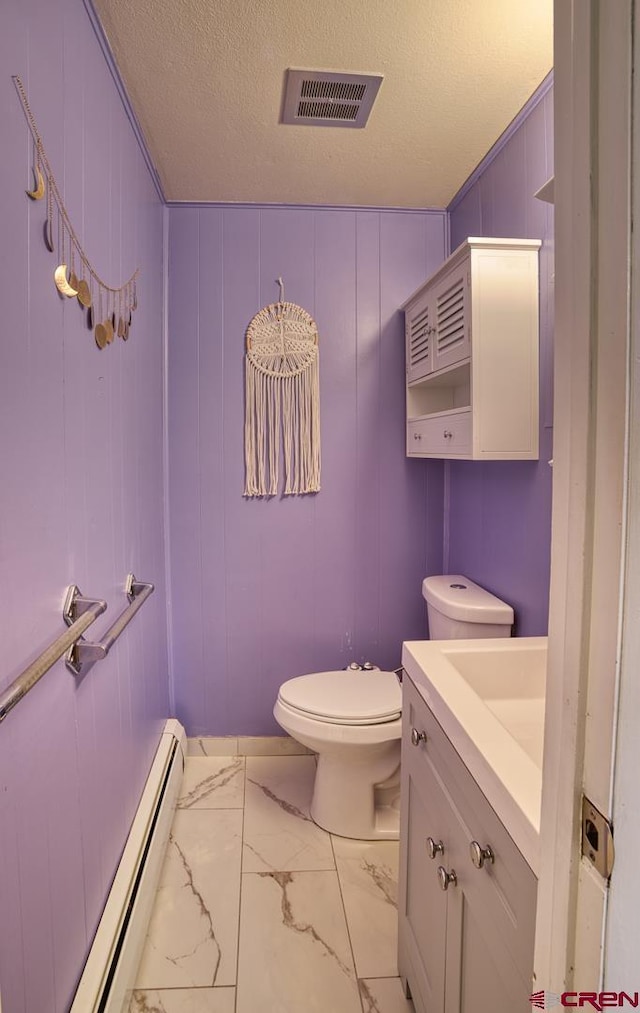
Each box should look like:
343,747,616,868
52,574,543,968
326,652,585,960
446,85,554,635
167,206,447,735
0,1,168,1010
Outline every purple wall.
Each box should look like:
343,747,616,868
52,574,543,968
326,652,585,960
0,1,168,1010
167,206,447,735
445,83,554,635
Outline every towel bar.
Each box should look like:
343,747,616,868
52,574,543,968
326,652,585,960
66,573,154,677
0,586,107,722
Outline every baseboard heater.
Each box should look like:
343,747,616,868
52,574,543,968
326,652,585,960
71,719,186,1013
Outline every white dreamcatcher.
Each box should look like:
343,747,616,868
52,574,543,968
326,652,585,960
244,278,321,497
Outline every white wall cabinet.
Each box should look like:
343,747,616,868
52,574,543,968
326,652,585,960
402,238,541,460
398,674,537,1013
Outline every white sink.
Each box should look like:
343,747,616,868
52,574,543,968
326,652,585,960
442,642,546,766
402,636,547,873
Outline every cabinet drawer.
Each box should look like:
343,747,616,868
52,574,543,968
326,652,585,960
403,677,536,988
407,412,471,457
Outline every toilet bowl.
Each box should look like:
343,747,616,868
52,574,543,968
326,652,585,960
273,670,402,840
274,574,514,842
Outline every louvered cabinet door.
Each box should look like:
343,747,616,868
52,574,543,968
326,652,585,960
405,289,434,384
432,261,470,373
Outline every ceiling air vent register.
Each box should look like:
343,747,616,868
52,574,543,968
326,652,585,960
282,69,384,128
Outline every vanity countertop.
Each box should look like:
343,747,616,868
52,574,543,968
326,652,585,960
402,636,547,874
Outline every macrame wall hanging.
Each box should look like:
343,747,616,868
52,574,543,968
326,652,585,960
244,279,321,497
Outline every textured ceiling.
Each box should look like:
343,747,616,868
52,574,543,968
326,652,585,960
93,0,553,207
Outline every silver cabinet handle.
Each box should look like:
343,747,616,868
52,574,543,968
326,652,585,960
410,727,427,747
413,432,422,440
427,837,444,859
443,430,453,439
469,841,495,869
437,866,457,891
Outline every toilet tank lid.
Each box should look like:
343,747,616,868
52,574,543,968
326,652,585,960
422,575,514,624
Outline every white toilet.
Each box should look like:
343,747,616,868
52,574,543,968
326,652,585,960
273,574,514,841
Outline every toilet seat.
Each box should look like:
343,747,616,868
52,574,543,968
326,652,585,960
277,670,401,725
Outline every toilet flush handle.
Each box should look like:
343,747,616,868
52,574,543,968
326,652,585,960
410,727,427,747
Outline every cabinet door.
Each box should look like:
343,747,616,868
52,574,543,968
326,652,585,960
432,261,470,373
445,880,534,1013
406,289,434,383
399,701,452,1012
421,686,537,989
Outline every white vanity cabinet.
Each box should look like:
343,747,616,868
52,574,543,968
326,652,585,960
398,674,537,1013
403,238,541,460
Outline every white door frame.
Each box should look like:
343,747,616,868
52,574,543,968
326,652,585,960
535,0,632,992
605,0,640,985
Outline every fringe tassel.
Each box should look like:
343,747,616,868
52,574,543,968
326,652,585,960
244,352,320,497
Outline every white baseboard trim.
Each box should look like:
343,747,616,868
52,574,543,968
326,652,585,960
71,719,186,1013
187,734,313,756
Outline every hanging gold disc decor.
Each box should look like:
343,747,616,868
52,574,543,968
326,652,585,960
76,279,91,308
13,75,139,350
54,265,79,298
94,323,108,350
26,165,45,200
43,217,54,253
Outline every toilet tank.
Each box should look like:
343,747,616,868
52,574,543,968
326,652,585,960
422,575,514,639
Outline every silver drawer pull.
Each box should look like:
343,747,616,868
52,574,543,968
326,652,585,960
443,430,453,439
469,841,495,869
437,866,457,891
426,837,444,859
410,727,427,747
413,432,422,440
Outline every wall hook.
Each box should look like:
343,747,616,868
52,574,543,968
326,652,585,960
276,276,285,304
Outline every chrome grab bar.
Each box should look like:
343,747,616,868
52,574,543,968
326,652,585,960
65,573,154,676
0,586,107,723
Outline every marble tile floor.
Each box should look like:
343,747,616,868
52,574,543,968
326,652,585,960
130,751,414,1013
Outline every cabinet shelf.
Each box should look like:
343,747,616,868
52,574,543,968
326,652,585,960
402,238,540,461
407,362,471,420
408,405,470,422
